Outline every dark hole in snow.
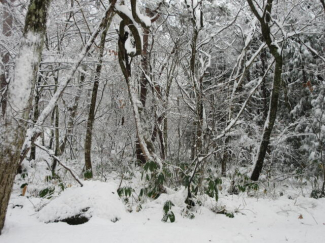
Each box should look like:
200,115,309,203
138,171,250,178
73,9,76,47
111,217,120,223
58,215,90,225
13,204,23,209
52,207,91,225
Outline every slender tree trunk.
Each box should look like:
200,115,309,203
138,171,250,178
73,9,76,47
247,0,284,181
0,0,51,234
84,13,114,178
51,104,60,174
59,73,84,155
0,0,14,116
190,28,203,159
30,75,41,160
221,137,229,176
251,60,282,181
48,107,55,149
51,74,60,174
260,48,268,122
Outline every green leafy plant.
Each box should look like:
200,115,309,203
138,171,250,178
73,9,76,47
20,183,28,189
310,189,325,199
162,200,175,223
230,170,259,195
225,212,234,218
140,161,167,199
39,187,55,198
83,170,93,179
21,172,28,179
205,177,222,201
117,186,133,203
58,182,65,191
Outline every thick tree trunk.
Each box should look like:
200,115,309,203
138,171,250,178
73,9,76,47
0,0,51,234
185,2,204,207
84,13,114,178
136,7,151,165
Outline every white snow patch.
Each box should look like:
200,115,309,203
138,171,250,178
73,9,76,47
2,181,325,243
37,181,125,222
8,32,41,111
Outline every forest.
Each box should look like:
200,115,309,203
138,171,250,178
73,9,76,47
0,0,325,242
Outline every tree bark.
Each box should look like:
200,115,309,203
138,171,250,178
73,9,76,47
59,73,84,155
136,7,151,165
30,75,41,160
84,12,114,178
51,74,60,174
0,0,14,116
247,0,283,181
0,0,51,234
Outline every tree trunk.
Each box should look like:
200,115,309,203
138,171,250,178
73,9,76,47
51,74,60,174
260,48,268,122
51,104,60,174
0,0,51,234
247,0,283,181
136,7,151,165
251,60,282,181
59,73,84,155
30,75,41,160
0,0,14,116
84,13,114,178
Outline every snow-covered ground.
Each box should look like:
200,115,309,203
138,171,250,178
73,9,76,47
1,180,325,243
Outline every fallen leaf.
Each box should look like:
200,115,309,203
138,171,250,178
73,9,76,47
22,185,27,196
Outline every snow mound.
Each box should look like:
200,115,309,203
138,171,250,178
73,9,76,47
38,181,126,223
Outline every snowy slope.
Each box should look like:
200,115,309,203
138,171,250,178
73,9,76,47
1,180,325,243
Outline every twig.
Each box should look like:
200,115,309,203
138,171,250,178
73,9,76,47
34,143,83,187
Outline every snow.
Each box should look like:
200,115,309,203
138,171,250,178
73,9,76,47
125,36,136,55
37,181,126,223
135,4,151,28
8,32,41,111
1,180,325,243
115,4,135,22
115,3,150,28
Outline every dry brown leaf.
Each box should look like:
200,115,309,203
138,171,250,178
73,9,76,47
22,185,27,196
